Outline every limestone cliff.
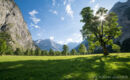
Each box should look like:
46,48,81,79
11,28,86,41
0,0,35,50
110,0,130,44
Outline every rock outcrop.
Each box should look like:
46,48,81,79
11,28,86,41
110,0,130,44
0,0,35,50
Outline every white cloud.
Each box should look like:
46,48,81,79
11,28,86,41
57,33,83,45
61,17,65,21
29,10,41,29
65,4,74,18
50,10,58,15
29,10,40,24
64,0,67,5
34,25,40,29
52,0,56,6
90,0,95,3
30,23,40,29
50,36,54,40
53,10,58,15
29,10,38,16
67,38,73,42
37,33,41,37
31,17,40,24
72,33,83,43
57,41,66,45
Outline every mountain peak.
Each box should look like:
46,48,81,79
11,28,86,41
35,39,62,51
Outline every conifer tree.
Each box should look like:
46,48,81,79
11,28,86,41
71,49,77,55
62,45,69,56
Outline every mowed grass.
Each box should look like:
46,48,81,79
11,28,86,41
0,53,130,80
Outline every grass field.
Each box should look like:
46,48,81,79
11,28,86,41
0,53,130,80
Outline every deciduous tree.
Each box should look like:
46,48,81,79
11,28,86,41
78,44,87,55
80,7,122,56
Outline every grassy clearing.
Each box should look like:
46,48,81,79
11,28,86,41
0,53,130,80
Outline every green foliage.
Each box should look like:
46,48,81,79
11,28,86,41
71,49,77,55
41,50,45,56
49,49,55,56
0,40,7,55
78,44,87,55
30,49,35,56
15,48,22,55
6,46,14,55
80,7,122,55
62,45,69,56
112,44,120,52
55,51,61,56
25,49,31,56
0,32,12,55
43,50,49,56
35,48,41,56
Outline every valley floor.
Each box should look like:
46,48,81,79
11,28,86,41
0,53,130,80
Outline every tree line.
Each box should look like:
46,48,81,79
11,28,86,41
0,41,88,56
0,31,88,56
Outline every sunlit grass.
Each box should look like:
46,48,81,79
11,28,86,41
0,53,130,80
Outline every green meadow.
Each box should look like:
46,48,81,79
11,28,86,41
0,53,130,80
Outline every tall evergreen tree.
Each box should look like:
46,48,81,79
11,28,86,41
30,49,35,56
41,50,44,56
35,48,41,56
15,48,22,55
49,49,55,56
44,50,49,56
55,51,61,56
25,49,31,56
71,49,77,55
62,45,69,56
0,40,7,55
0,32,12,55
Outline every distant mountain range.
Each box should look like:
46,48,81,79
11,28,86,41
68,42,79,51
34,39,79,51
75,40,89,51
35,39,62,51
34,0,130,52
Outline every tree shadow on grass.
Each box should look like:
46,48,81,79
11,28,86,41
0,56,129,80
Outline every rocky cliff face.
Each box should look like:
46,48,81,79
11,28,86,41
0,0,35,50
110,0,130,44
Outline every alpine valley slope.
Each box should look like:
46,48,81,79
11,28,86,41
35,39,79,51
0,0,35,50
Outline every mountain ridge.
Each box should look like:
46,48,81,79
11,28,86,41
35,39,63,51
35,39,79,51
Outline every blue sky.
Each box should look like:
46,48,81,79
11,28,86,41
14,0,127,44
